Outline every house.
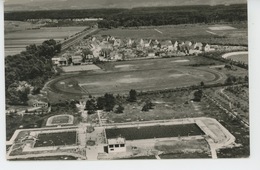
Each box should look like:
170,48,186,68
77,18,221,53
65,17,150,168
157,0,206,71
51,57,67,66
194,42,203,51
144,39,152,48
127,39,133,47
204,43,214,52
72,55,82,65
147,49,156,57
58,57,67,66
113,39,122,47
173,41,179,51
139,39,144,47
150,39,160,49
161,40,173,51
107,137,126,153
51,57,60,66
110,51,123,60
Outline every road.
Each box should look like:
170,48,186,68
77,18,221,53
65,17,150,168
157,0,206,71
60,27,99,51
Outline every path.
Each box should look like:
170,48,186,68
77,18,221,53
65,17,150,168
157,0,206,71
154,29,163,34
206,30,217,35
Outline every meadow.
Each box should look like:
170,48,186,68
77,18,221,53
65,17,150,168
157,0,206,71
97,23,247,45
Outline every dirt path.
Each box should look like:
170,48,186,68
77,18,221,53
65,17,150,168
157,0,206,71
154,29,163,34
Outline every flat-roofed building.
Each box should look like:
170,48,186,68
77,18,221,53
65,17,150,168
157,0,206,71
107,137,126,153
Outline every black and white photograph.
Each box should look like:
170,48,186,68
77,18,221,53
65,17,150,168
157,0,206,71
2,0,256,164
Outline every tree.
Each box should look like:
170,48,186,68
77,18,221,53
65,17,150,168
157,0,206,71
115,105,124,114
200,81,205,87
104,93,116,111
193,90,203,102
128,89,137,102
85,99,96,114
97,96,106,110
142,100,154,112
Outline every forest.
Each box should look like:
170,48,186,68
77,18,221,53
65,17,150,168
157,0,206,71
5,39,61,105
5,4,247,28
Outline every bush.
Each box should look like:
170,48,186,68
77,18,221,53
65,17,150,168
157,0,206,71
115,105,124,114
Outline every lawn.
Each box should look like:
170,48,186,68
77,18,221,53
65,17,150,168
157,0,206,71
34,131,77,147
105,123,204,140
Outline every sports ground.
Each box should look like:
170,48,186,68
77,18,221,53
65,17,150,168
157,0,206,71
49,57,225,96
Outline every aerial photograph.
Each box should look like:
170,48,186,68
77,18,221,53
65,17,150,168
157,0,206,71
4,0,249,160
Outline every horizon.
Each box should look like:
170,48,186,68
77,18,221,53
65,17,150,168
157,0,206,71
4,0,247,12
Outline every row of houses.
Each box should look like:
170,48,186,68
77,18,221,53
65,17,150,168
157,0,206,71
52,36,215,66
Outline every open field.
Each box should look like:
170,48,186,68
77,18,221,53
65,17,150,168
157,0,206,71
105,123,204,140
49,57,226,97
97,23,247,45
34,131,77,147
5,26,86,56
222,51,248,64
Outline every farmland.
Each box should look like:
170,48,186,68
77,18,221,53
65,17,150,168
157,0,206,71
97,23,247,45
4,25,87,56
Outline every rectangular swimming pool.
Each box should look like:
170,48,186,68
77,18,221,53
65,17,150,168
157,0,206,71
105,123,204,140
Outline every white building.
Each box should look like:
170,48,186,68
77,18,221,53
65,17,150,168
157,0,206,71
107,137,126,153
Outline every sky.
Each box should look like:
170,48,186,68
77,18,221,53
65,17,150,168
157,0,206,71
4,0,247,11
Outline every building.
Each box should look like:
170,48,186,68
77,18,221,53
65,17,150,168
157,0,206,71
107,137,126,153
72,55,82,65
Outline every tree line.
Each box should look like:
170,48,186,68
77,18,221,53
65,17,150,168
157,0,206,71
5,39,61,105
5,4,247,28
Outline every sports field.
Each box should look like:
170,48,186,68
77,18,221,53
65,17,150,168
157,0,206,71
50,57,225,96
105,123,204,140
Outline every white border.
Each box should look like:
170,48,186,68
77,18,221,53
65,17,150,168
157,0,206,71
1,0,260,170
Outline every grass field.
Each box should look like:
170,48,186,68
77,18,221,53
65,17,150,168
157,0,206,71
5,26,86,56
227,54,248,64
50,57,225,96
34,131,77,147
97,23,247,45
